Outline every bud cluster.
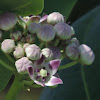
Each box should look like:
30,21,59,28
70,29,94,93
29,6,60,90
0,12,95,87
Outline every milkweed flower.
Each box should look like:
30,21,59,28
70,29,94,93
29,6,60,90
27,55,63,86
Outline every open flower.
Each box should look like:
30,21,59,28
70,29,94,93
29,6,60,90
27,55,63,87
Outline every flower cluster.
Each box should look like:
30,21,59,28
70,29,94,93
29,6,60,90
0,12,95,87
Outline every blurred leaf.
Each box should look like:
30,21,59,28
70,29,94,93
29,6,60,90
0,49,14,92
0,0,44,16
43,0,77,19
39,5,100,100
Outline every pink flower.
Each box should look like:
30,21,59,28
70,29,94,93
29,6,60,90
27,55,63,87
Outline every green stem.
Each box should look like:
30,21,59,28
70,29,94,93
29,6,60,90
81,65,91,100
0,59,15,71
54,38,60,46
39,42,44,49
5,54,15,64
23,80,34,86
4,75,24,100
58,60,78,70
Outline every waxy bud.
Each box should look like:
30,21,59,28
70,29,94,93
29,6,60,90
26,34,35,43
25,44,41,60
10,31,22,41
13,46,24,59
28,23,41,34
54,22,72,40
37,24,55,42
15,57,33,73
70,37,79,46
47,12,64,25
23,43,30,50
79,44,95,65
42,48,53,61
1,39,15,53
0,12,17,31
49,46,62,60
42,47,62,61
65,43,80,60
0,30,3,40
70,26,75,36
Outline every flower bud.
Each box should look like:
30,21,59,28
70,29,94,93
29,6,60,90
26,34,35,43
79,44,95,65
47,12,64,25
37,24,55,42
0,30,3,40
13,46,24,59
10,31,22,41
28,23,41,34
0,12,17,31
49,46,62,60
25,44,41,60
1,39,15,53
15,57,33,73
65,43,80,60
23,43,30,50
54,22,72,40
70,26,75,36
42,48,53,61
70,37,79,46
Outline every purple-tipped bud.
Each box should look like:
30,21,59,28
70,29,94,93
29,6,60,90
0,30,3,40
23,43,30,50
70,37,79,46
1,39,15,53
10,31,22,41
54,22,72,40
26,34,35,43
37,24,55,42
79,44,95,65
0,12,17,31
13,46,24,59
15,57,33,73
42,48,53,61
49,46,62,60
65,43,80,60
28,23,41,34
47,12,64,25
25,44,41,60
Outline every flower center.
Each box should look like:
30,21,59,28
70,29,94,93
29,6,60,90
40,69,47,77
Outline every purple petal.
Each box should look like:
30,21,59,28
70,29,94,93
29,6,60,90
36,54,45,65
49,59,61,75
39,15,48,23
45,76,63,86
27,67,34,80
34,80,45,87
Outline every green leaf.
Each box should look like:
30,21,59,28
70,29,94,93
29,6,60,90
0,0,44,16
43,0,77,19
39,5,100,100
0,49,14,92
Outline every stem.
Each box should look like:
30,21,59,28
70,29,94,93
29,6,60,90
81,65,91,100
39,42,44,49
0,59,15,71
23,80,34,86
58,60,78,70
4,75,24,100
54,38,60,46
5,54,15,64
